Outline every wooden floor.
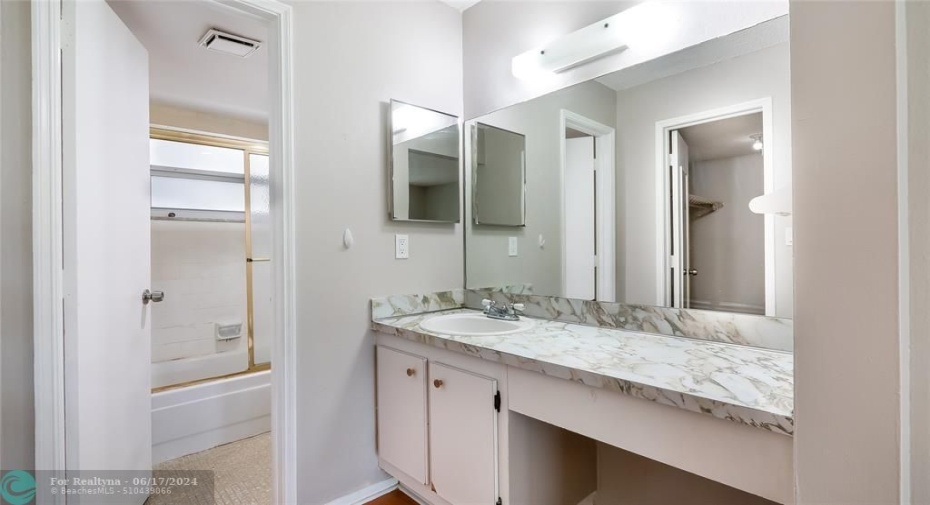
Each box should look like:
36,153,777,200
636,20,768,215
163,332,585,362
366,489,418,505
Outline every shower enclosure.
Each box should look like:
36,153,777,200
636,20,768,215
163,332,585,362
148,128,272,390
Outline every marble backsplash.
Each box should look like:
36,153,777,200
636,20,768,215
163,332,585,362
371,287,792,352
370,289,465,319
465,288,793,352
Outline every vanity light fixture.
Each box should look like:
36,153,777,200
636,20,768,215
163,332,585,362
512,1,674,80
751,134,764,151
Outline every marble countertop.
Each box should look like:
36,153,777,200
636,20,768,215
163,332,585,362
372,309,794,436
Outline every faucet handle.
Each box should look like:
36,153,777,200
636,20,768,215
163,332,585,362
512,303,525,312
482,299,494,308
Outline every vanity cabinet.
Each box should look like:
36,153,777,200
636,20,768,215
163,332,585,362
376,345,500,505
428,362,499,504
376,346,429,485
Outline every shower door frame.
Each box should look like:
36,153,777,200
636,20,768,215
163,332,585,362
31,0,298,503
149,127,272,392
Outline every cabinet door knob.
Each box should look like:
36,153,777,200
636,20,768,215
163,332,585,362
406,368,415,377
433,379,444,389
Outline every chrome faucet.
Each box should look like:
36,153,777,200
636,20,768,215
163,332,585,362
481,299,525,321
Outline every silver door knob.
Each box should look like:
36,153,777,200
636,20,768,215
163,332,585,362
687,269,698,276
142,289,165,305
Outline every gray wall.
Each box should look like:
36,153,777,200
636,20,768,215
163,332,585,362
690,154,765,314
904,2,930,501
791,0,900,502
286,2,464,502
465,80,616,294
615,43,793,317
0,0,35,471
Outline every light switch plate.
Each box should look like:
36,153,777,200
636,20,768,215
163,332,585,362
395,234,409,259
508,237,518,257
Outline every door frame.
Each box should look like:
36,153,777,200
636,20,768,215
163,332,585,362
559,110,616,302
31,1,298,503
653,98,776,315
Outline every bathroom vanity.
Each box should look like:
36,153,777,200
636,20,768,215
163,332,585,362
370,292,793,505
375,5,795,504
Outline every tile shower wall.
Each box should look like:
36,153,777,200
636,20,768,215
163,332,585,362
150,220,247,363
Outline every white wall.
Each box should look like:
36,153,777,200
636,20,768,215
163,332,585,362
150,101,268,141
615,43,792,317
286,2,464,502
0,0,35,471
465,80,617,294
791,0,900,502
150,221,248,364
690,154,765,314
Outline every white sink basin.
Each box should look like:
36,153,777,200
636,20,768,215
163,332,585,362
419,313,535,336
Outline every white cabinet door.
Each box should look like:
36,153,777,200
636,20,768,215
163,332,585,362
429,362,499,505
377,346,429,485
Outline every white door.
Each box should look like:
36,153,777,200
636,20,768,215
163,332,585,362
669,131,691,308
564,136,596,300
429,362,498,505
62,0,152,492
376,346,429,485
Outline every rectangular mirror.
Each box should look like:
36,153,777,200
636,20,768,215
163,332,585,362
465,16,793,320
472,123,526,226
389,100,461,223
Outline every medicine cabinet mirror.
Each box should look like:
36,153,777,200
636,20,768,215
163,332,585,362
389,100,461,223
471,123,526,227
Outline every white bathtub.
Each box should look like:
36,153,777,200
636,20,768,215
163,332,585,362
152,370,271,464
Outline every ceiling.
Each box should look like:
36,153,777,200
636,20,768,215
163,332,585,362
678,112,763,162
108,0,270,122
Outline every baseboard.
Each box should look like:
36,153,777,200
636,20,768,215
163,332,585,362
324,478,398,505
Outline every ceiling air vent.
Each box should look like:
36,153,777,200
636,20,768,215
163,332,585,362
198,29,262,58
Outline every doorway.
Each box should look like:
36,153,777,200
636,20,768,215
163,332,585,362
32,0,296,504
560,110,616,302
656,99,775,315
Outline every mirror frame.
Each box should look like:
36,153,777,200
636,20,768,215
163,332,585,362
388,99,462,224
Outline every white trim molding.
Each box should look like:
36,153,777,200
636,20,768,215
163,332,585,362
559,109,617,302
32,1,297,504
31,0,67,495
653,98,777,316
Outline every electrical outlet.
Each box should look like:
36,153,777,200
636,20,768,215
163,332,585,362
395,234,409,259
508,237,518,257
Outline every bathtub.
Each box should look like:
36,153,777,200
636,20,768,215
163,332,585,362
151,369,271,464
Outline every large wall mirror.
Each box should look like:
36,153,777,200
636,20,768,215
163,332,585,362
390,100,461,223
464,16,793,319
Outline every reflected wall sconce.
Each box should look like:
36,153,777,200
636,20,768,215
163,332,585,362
749,186,791,216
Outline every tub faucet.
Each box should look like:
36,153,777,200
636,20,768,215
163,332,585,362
481,299,525,321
